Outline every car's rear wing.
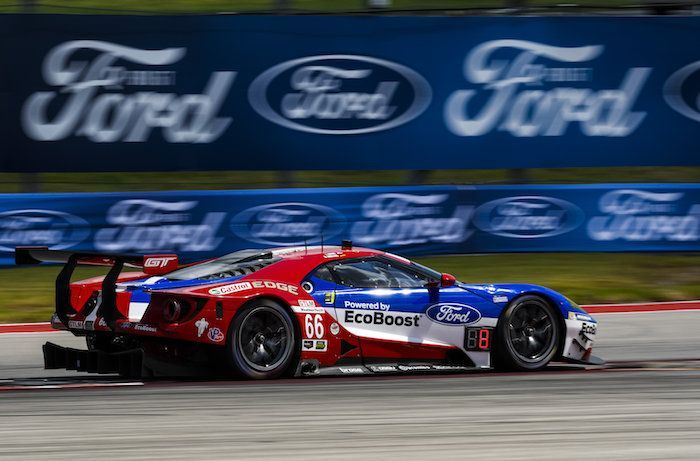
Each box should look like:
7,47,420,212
15,246,178,330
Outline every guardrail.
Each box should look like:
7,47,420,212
0,183,697,265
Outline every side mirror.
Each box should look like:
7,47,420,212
426,273,457,288
441,273,456,287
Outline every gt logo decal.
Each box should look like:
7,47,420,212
144,256,177,268
324,292,335,305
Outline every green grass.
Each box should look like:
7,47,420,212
0,0,640,14
1,167,698,193
1,253,697,323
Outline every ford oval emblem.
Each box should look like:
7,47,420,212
426,303,481,326
230,202,345,246
473,196,584,239
0,209,89,252
248,54,432,135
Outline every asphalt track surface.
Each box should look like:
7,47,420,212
1,310,699,460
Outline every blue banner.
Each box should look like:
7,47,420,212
1,14,700,171
0,184,698,266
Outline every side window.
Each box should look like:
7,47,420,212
301,264,337,293
312,265,335,283
330,259,431,289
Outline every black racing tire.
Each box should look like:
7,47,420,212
494,295,561,371
228,299,297,380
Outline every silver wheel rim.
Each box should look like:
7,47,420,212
506,300,557,364
237,306,293,372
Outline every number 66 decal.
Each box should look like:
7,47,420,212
304,314,324,339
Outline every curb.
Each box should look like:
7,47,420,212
1,301,699,334
582,300,700,314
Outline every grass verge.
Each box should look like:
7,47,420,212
0,252,697,323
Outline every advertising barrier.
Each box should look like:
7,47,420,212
1,15,700,171
0,184,697,266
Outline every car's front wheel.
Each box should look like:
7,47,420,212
229,300,297,379
494,295,561,371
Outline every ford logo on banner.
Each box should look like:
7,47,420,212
248,54,432,135
664,59,700,123
426,303,481,326
231,202,346,246
474,196,584,238
0,209,89,252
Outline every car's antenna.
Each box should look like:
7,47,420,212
321,234,324,252
304,239,308,255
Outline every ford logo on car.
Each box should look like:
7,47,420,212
473,196,584,239
426,303,481,326
248,54,432,135
0,209,89,252
231,202,345,246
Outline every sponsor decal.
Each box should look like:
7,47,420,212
431,365,468,371
195,318,209,338
568,311,594,322
397,365,431,371
0,209,89,252
302,339,314,350
351,193,473,246
493,295,509,303
339,367,365,374
344,310,421,327
368,365,398,373
292,305,325,314
84,318,107,331
474,196,584,239
426,303,481,326
298,299,316,308
330,322,340,336
68,320,85,329
315,340,328,351
121,322,133,329
248,54,431,135
324,292,336,305
209,282,252,296
580,322,597,336
134,324,157,333
664,60,700,123
587,190,699,242
207,327,224,343
209,280,299,296
231,202,345,246
22,40,235,143
343,300,390,311
445,40,650,137
95,199,224,253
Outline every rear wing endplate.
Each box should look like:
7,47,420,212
15,247,178,330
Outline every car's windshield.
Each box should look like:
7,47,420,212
166,250,280,281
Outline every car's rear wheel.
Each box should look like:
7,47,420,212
229,300,297,379
494,295,560,371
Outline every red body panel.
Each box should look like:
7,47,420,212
62,246,456,369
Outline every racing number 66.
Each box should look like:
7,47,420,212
304,314,324,339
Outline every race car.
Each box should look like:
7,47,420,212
15,242,600,379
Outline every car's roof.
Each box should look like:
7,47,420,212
241,245,413,284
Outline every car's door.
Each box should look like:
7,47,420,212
325,257,454,359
